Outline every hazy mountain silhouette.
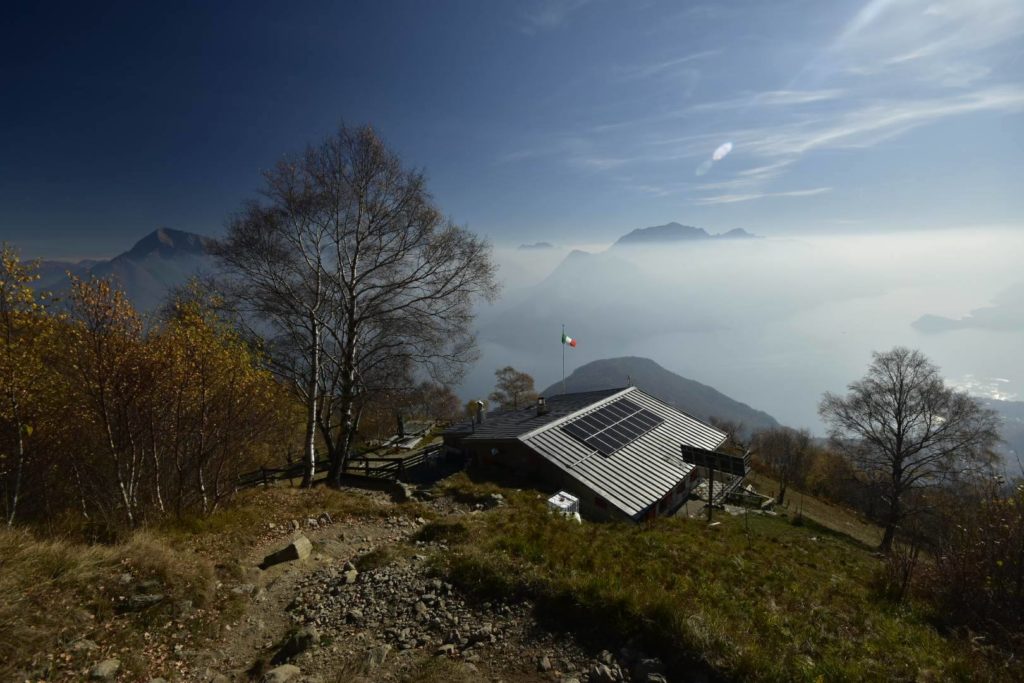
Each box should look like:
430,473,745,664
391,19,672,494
613,222,757,247
913,282,1024,333
33,228,215,311
542,356,779,435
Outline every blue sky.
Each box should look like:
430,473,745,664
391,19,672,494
2,0,1022,258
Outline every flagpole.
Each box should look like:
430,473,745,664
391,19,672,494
561,323,566,395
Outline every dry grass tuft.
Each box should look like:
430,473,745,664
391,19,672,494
0,527,215,680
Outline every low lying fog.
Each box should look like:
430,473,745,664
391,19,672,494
462,229,1024,434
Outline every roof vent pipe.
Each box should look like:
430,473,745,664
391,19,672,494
536,396,549,416
475,400,486,425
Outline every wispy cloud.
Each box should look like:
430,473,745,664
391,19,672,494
522,0,593,34
613,49,722,80
688,89,846,111
831,0,1024,86
738,87,1024,158
506,0,1024,207
695,187,832,205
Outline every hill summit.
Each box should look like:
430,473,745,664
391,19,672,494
34,227,215,311
124,227,212,259
543,356,779,435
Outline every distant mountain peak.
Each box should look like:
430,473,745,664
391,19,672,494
125,228,211,260
518,241,555,250
613,222,758,247
615,223,709,246
720,228,756,239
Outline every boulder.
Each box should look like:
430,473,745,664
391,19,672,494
634,657,667,682
123,593,164,611
484,493,505,509
90,659,120,680
70,638,99,652
393,482,415,502
261,664,301,683
271,626,320,664
589,663,616,683
260,535,313,569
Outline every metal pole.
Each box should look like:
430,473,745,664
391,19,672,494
561,323,565,395
707,464,714,523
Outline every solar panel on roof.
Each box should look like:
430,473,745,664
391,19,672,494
559,397,664,456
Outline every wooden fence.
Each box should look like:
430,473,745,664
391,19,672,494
235,443,445,490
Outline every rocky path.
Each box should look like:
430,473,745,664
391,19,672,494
191,492,668,683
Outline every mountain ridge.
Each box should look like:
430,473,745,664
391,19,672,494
613,222,757,247
542,356,779,436
32,227,215,310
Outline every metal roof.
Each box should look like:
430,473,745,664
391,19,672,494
457,388,625,442
520,387,727,519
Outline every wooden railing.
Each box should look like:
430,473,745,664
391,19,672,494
235,443,445,490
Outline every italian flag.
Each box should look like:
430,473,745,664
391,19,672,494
561,332,577,348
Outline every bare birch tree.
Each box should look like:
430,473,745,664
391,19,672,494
216,125,499,486
819,347,1000,552
213,174,335,487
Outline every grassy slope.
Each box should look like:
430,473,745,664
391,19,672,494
431,475,1012,682
747,471,883,548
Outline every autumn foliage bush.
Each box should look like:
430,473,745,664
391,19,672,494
916,485,1024,651
1,247,298,531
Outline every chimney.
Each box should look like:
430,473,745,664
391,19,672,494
536,396,549,416
475,400,486,425
396,412,405,439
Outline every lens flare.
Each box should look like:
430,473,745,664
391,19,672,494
712,141,733,161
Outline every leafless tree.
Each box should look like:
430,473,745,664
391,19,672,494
213,180,333,487
751,426,810,506
709,417,746,448
488,366,538,411
216,125,499,487
819,347,1000,552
